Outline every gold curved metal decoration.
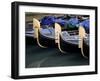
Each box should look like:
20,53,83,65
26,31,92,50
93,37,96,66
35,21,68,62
78,26,88,58
33,18,47,48
55,23,66,53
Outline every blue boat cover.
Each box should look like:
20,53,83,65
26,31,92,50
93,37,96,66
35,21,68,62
40,28,54,35
55,19,68,26
41,16,55,26
67,17,79,28
41,16,68,27
40,28,55,39
79,19,89,30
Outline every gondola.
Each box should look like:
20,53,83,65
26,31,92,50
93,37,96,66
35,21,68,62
55,23,80,53
55,20,89,58
25,17,56,47
33,18,56,48
54,16,81,52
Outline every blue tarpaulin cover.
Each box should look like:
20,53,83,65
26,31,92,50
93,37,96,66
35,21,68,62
80,19,89,30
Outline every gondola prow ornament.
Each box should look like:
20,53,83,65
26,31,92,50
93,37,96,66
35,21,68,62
33,18,40,38
33,18,47,48
78,26,88,58
55,23,66,53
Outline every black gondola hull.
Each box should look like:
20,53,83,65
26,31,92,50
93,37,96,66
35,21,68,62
26,36,37,45
59,35,81,53
83,39,89,58
38,31,56,47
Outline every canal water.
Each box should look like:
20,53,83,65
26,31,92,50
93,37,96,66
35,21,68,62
25,37,89,68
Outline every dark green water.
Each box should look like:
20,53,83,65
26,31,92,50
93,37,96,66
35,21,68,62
25,37,89,68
